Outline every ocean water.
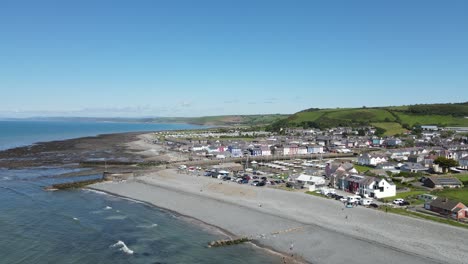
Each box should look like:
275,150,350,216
0,122,279,263
0,120,203,151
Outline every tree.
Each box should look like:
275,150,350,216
434,157,459,173
375,127,386,137
358,129,366,136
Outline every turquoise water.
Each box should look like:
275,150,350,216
0,122,279,263
0,120,202,150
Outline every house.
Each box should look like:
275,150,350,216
372,138,385,146
423,176,463,189
294,174,325,186
337,174,396,198
459,156,468,170
376,162,397,170
260,146,271,156
307,145,324,154
316,136,332,146
271,146,284,156
249,147,262,156
288,144,299,155
283,145,291,155
358,153,388,166
429,197,467,220
298,146,308,155
421,125,439,131
386,138,402,147
400,162,429,173
407,154,425,163
228,145,243,157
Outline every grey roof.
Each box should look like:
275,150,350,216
427,176,462,186
430,197,464,211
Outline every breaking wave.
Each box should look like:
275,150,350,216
110,240,134,255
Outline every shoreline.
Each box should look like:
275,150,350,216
85,187,302,263
90,170,468,264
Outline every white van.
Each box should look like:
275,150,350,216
360,198,373,206
347,195,361,203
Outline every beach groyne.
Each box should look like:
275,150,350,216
103,171,135,181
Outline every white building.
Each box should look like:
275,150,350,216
358,153,388,166
295,174,326,186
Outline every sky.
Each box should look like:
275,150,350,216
1,0,467,117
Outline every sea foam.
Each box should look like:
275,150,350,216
136,223,158,228
110,240,134,255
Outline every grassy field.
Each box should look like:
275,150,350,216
394,113,468,127
353,164,374,173
292,111,327,123
326,108,396,122
456,175,468,185
371,122,407,136
383,190,427,204
380,206,468,229
431,187,468,205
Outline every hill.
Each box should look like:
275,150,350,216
267,102,468,135
144,114,289,126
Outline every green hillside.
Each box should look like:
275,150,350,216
267,102,468,135
149,114,289,126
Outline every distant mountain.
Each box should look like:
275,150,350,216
267,102,468,135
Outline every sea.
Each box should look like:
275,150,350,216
0,121,279,264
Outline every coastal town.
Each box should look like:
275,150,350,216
85,123,468,264
136,124,468,223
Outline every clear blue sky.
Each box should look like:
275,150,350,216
1,0,467,117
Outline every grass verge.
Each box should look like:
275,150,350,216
380,206,468,229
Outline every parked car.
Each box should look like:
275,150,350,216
261,176,267,181
239,179,249,184
334,195,344,200
393,198,405,205
369,203,379,208
252,176,259,179
222,176,231,181
251,180,260,186
257,181,266,187
339,197,348,202
286,182,304,189
399,201,410,206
